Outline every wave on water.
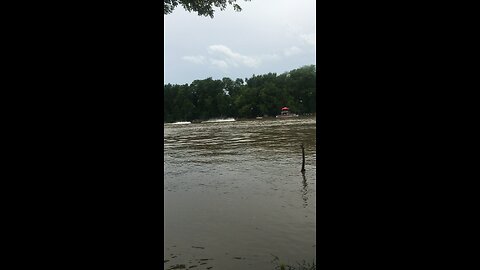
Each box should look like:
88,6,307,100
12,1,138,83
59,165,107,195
202,118,236,123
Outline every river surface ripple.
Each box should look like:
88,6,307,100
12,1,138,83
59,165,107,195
164,117,316,270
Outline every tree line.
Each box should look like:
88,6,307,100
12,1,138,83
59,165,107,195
164,65,316,123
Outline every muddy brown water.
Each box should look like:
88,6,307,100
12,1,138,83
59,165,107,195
164,117,316,270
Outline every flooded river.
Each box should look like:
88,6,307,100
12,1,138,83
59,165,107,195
164,117,316,269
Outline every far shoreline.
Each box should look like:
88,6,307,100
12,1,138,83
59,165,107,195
164,114,316,125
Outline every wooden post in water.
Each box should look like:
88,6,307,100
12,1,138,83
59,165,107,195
301,143,306,173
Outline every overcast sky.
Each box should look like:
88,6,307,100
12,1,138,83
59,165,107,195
164,0,316,85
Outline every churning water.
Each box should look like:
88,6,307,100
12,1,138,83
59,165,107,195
164,117,316,270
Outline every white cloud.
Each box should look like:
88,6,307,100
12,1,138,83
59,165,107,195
261,53,281,61
284,24,303,38
208,44,261,68
210,59,229,69
283,46,302,57
181,45,284,73
182,55,206,64
300,33,316,46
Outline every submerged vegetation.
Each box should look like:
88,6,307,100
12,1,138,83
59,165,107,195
276,261,316,270
271,254,316,270
272,256,317,270
164,65,316,123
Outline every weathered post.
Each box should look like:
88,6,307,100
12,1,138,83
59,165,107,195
301,143,305,173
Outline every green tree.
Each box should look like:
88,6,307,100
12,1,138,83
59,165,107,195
164,84,177,122
174,85,196,121
163,65,316,123
164,0,251,18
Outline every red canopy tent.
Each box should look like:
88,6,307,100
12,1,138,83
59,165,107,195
281,107,289,111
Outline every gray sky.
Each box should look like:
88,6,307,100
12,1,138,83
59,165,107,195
164,0,316,85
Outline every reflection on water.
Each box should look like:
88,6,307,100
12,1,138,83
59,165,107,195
164,117,316,270
301,173,308,208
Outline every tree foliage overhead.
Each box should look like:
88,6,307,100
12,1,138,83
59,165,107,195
164,0,250,18
163,65,316,123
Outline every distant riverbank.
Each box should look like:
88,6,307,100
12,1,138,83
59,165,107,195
164,65,316,124
164,113,316,124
